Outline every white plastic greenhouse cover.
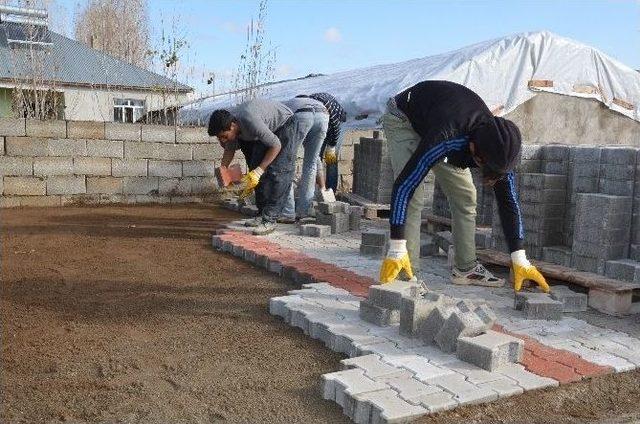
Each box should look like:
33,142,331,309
179,31,640,129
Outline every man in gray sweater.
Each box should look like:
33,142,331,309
208,99,305,235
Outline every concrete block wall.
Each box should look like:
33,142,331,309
0,118,235,207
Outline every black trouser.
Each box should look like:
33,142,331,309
238,115,302,223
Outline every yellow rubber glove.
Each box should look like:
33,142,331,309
324,147,338,165
379,239,414,283
511,250,550,293
239,167,263,199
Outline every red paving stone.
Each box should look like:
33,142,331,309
214,230,614,384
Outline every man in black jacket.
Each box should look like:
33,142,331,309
379,80,548,293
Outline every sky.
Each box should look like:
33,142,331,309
48,0,640,97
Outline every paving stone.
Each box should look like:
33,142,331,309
362,230,389,247
369,281,418,310
495,363,559,390
477,378,524,398
317,212,349,234
360,300,400,327
300,224,331,238
604,259,640,283
435,303,490,353
411,390,458,413
424,373,497,406
514,292,563,320
419,304,454,344
377,373,443,401
322,368,389,408
360,244,386,257
348,388,428,424
349,211,362,231
318,188,336,203
456,330,524,371
397,356,454,382
399,292,444,337
549,286,588,312
341,354,405,379
318,201,345,214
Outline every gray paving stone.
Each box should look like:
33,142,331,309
322,368,388,407
300,223,332,238
317,201,345,214
362,230,389,247
360,300,400,327
435,305,490,353
419,304,454,344
377,373,443,401
495,363,559,390
477,378,524,398
399,292,444,337
369,281,418,310
411,391,458,413
456,330,524,371
360,244,386,257
341,354,405,379
514,292,563,320
317,211,350,234
605,259,640,283
349,211,362,231
349,388,428,424
549,286,588,312
318,188,336,203
433,231,453,252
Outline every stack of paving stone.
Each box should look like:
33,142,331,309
572,193,632,274
302,201,362,237
360,282,523,372
359,229,389,257
514,286,587,319
353,136,394,203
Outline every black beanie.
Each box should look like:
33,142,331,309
474,117,522,174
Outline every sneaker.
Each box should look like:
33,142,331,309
252,221,277,236
276,216,297,224
244,217,261,227
451,263,505,287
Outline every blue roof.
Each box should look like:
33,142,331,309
0,22,192,92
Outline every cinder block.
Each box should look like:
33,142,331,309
122,177,159,195
549,286,588,312
67,121,105,139
0,117,26,136
572,254,606,274
141,124,176,143
158,178,191,196
457,330,524,371
33,157,73,176
125,142,191,160
514,292,563,320
73,157,111,176
368,281,417,310
588,288,632,316
573,241,628,260
86,177,123,194
570,145,601,163
46,175,86,195
600,147,637,165
300,224,331,237
87,140,123,158
3,176,46,195
48,138,87,157
18,195,62,207
542,161,568,175
183,161,215,177
359,299,400,326
400,292,444,337
360,244,386,256
599,179,634,196
0,196,20,207
193,143,224,160
349,211,361,231
105,122,141,141
176,127,211,144
112,159,147,177
5,137,48,156
542,145,570,162
0,157,32,176
361,230,389,247
26,119,66,138
599,164,635,181
188,177,217,194
148,160,182,177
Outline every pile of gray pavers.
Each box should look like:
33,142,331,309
514,286,587,319
300,198,362,238
359,229,440,258
359,281,523,372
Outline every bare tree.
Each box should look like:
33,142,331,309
74,0,150,69
233,0,277,104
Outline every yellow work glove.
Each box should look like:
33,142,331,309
379,239,414,284
324,147,338,165
239,167,263,199
511,250,550,293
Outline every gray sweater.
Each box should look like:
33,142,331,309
226,99,293,151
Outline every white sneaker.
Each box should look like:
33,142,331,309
252,221,277,236
451,263,505,287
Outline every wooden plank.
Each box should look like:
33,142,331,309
476,248,636,293
528,79,554,89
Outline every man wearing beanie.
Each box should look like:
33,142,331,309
380,80,548,293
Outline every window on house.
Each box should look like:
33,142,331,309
113,99,145,123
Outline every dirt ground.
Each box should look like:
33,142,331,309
1,204,639,424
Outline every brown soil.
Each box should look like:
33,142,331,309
1,204,639,424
